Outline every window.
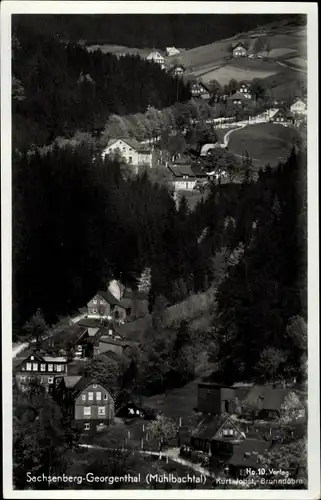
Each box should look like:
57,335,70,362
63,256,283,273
40,364,46,371
128,156,132,163
48,364,53,372
104,394,108,401
93,299,97,304
30,356,34,361
32,363,38,371
56,364,62,372
20,375,26,382
92,308,98,314
82,394,86,401
96,392,101,401
93,384,97,389
48,377,54,384
98,407,106,416
186,183,188,189
26,363,32,371
229,429,234,436
88,392,93,401
83,407,91,416
84,423,90,431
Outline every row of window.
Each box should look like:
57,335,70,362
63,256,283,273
24,363,64,372
81,391,109,402
20,375,54,384
83,406,108,416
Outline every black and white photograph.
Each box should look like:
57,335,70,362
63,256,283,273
1,2,319,498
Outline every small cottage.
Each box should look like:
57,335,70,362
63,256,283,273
290,98,307,116
232,42,247,58
102,138,154,168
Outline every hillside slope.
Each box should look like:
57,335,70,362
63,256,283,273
166,16,306,87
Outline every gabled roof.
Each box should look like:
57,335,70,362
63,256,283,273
228,91,249,101
106,138,152,154
71,376,115,399
63,375,82,388
233,42,247,51
43,325,88,349
77,318,102,329
147,49,165,60
192,415,243,441
91,290,124,308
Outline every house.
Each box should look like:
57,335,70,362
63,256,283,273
146,50,165,69
290,98,307,115
171,64,185,77
240,386,292,420
226,91,252,108
97,328,137,357
102,138,154,168
272,108,294,124
41,324,89,359
54,376,115,432
226,438,270,478
190,415,246,456
14,353,68,393
190,81,211,100
168,163,207,191
166,46,180,56
232,42,247,58
87,290,132,324
197,383,237,415
238,82,252,99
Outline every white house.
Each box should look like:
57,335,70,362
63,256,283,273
290,98,307,116
232,43,247,58
168,163,206,191
146,50,165,69
166,47,180,56
239,83,252,99
102,138,154,169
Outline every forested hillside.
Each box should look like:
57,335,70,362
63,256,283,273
12,14,297,48
12,23,191,151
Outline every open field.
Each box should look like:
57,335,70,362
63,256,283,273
261,69,306,100
227,123,300,168
198,63,278,86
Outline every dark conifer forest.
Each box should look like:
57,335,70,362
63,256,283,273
12,20,307,385
12,23,191,151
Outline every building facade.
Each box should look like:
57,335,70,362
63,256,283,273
54,377,115,432
102,139,153,168
232,43,247,58
290,98,307,115
87,290,130,323
146,50,165,69
14,353,68,393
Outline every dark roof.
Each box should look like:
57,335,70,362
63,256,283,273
77,318,102,329
96,290,123,307
233,42,247,50
98,350,129,365
168,164,207,179
63,375,82,388
226,438,270,468
191,415,240,441
71,376,115,399
242,386,291,411
42,325,88,348
228,92,249,101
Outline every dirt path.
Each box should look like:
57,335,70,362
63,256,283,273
79,443,215,479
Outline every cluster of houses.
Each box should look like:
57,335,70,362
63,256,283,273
14,279,149,432
185,381,306,478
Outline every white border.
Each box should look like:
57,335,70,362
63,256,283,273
1,2,319,499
